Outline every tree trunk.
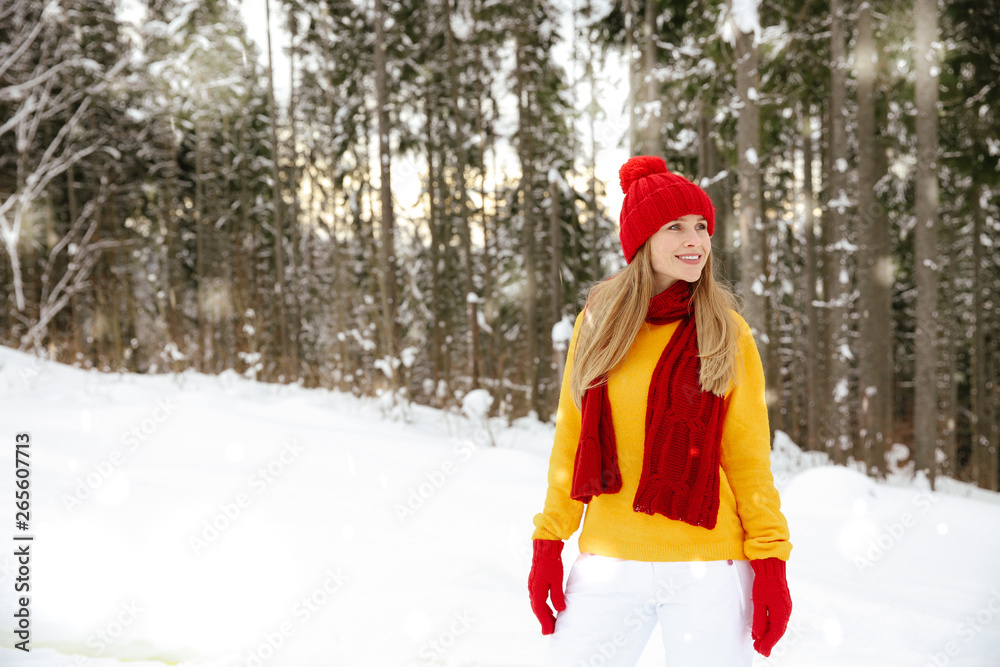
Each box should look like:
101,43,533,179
970,176,994,489
163,130,183,372
913,0,940,487
221,114,234,374
989,329,1000,490
817,97,832,453
287,19,301,382
873,27,895,470
473,0,497,399
699,101,728,275
425,91,444,402
443,0,481,390
549,173,563,326
195,115,207,372
265,0,289,379
516,18,540,417
942,195,958,477
236,114,252,375
586,0,601,283
826,0,852,462
801,104,820,453
550,170,564,418
856,0,891,475
373,0,400,371
67,164,85,356
642,0,661,156
733,7,771,430
624,0,637,155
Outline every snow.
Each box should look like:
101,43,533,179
1,346,999,666
829,191,853,214
833,377,849,402
830,238,860,253
166,2,198,40
400,347,418,369
666,128,697,152
551,316,574,351
373,355,400,378
476,309,494,335
730,0,762,37
460,389,493,421
2,225,19,247
721,0,761,45
700,170,728,190
547,168,564,188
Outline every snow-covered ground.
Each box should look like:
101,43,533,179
1,345,999,667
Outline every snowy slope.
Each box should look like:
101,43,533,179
0,346,998,667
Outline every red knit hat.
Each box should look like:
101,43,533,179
618,156,716,264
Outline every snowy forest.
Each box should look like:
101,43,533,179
1,0,998,494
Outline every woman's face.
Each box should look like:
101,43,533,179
646,214,712,293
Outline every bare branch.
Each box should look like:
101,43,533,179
0,0,57,81
19,237,132,352
39,184,109,305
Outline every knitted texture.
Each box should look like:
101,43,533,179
750,557,792,656
528,539,566,635
570,280,726,529
618,155,716,264
532,307,792,563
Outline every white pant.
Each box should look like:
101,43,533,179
544,553,754,667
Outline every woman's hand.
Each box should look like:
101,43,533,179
528,539,566,635
750,557,792,656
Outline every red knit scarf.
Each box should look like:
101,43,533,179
570,280,727,529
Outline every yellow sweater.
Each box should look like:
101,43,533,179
532,309,792,562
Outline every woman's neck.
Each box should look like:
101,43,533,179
654,276,679,295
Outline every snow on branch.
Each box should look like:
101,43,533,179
0,0,57,81
0,5,131,316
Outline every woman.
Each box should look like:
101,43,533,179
528,155,792,667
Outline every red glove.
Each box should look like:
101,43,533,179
528,539,566,635
750,558,792,657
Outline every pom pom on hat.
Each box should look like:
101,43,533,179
619,155,667,194
617,155,716,264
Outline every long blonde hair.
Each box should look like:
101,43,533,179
569,242,742,410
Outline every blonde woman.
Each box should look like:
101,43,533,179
528,156,792,666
